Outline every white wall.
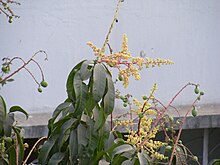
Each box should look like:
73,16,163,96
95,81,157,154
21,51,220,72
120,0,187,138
1,0,220,113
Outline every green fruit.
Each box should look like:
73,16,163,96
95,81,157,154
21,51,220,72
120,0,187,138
2,66,7,72
38,87,42,93
192,156,198,162
40,80,48,88
123,103,127,107
200,91,204,95
194,87,199,94
165,145,172,151
192,106,198,117
142,96,147,100
178,140,182,144
118,75,123,81
176,147,181,152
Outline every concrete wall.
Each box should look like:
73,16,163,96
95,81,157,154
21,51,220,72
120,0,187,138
1,0,220,113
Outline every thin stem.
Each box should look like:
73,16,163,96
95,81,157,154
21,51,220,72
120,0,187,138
100,0,121,54
23,67,40,86
0,50,47,83
140,82,193,146
22,136,47,165
31,59,45,80
168,98,198,165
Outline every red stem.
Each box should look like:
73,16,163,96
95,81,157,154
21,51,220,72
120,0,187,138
168,98,198,165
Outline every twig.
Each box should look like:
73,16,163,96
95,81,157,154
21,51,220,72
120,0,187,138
22,136,47,165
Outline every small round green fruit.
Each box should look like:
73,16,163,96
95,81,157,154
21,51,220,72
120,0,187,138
40,80,48,88
123,103,127,107
2,66,7,73
200,91,204,95
142,96,147,100
192,106,198,117
192,156,198,162
176,147,181,152
165,145,172,151
38,87,42,93
194,87,199,94
178,140,182,144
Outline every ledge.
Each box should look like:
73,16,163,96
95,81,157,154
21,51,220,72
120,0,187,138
15,104,220,138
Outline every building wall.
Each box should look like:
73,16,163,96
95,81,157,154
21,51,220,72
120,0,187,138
1,0,220,113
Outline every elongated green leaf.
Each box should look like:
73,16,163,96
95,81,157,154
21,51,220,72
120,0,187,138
69,129,78,164
92,64,107,102
38,134,59,164
5,139,16,165
73,72,88,117
57,119,75,150
48,152,65,165
66,60,85,101
0,96,7,134
3,113,14,137
48,102,72,133
138,150,149,165
112,144,134,159
112,155,127,165
103,73,115,115
93,106,106,131
12,127,24,164
105,132,115,151
9,106,28,119
77,123,88,146
80,60,93,80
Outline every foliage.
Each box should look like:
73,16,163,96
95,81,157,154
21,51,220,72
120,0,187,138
0,95,28,165
38,60,115,164
0,50,48,164
38,0,204,165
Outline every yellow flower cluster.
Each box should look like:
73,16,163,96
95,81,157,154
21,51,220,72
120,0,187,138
150,151,167,160
114,120,131,126
124,116,166,160
87,34,174,88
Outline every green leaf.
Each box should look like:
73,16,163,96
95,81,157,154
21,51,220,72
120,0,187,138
48,102,72,134
77,123,88,146
57,119,76,150
5,139,16,165
38,134,59,164
80,60,93,80
92,64,107,103
105,132,115,151
138,150,149,165
112,155,127,165
9,106,28,119
112,144,134,159
6,78,14,82
12,127,24,164
48,152,65,165
93,106,106,131
3,113,14,137
66,60,85,101
73,72,88,117
69,129,78,164
0,96,7,134
103,73,115,115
